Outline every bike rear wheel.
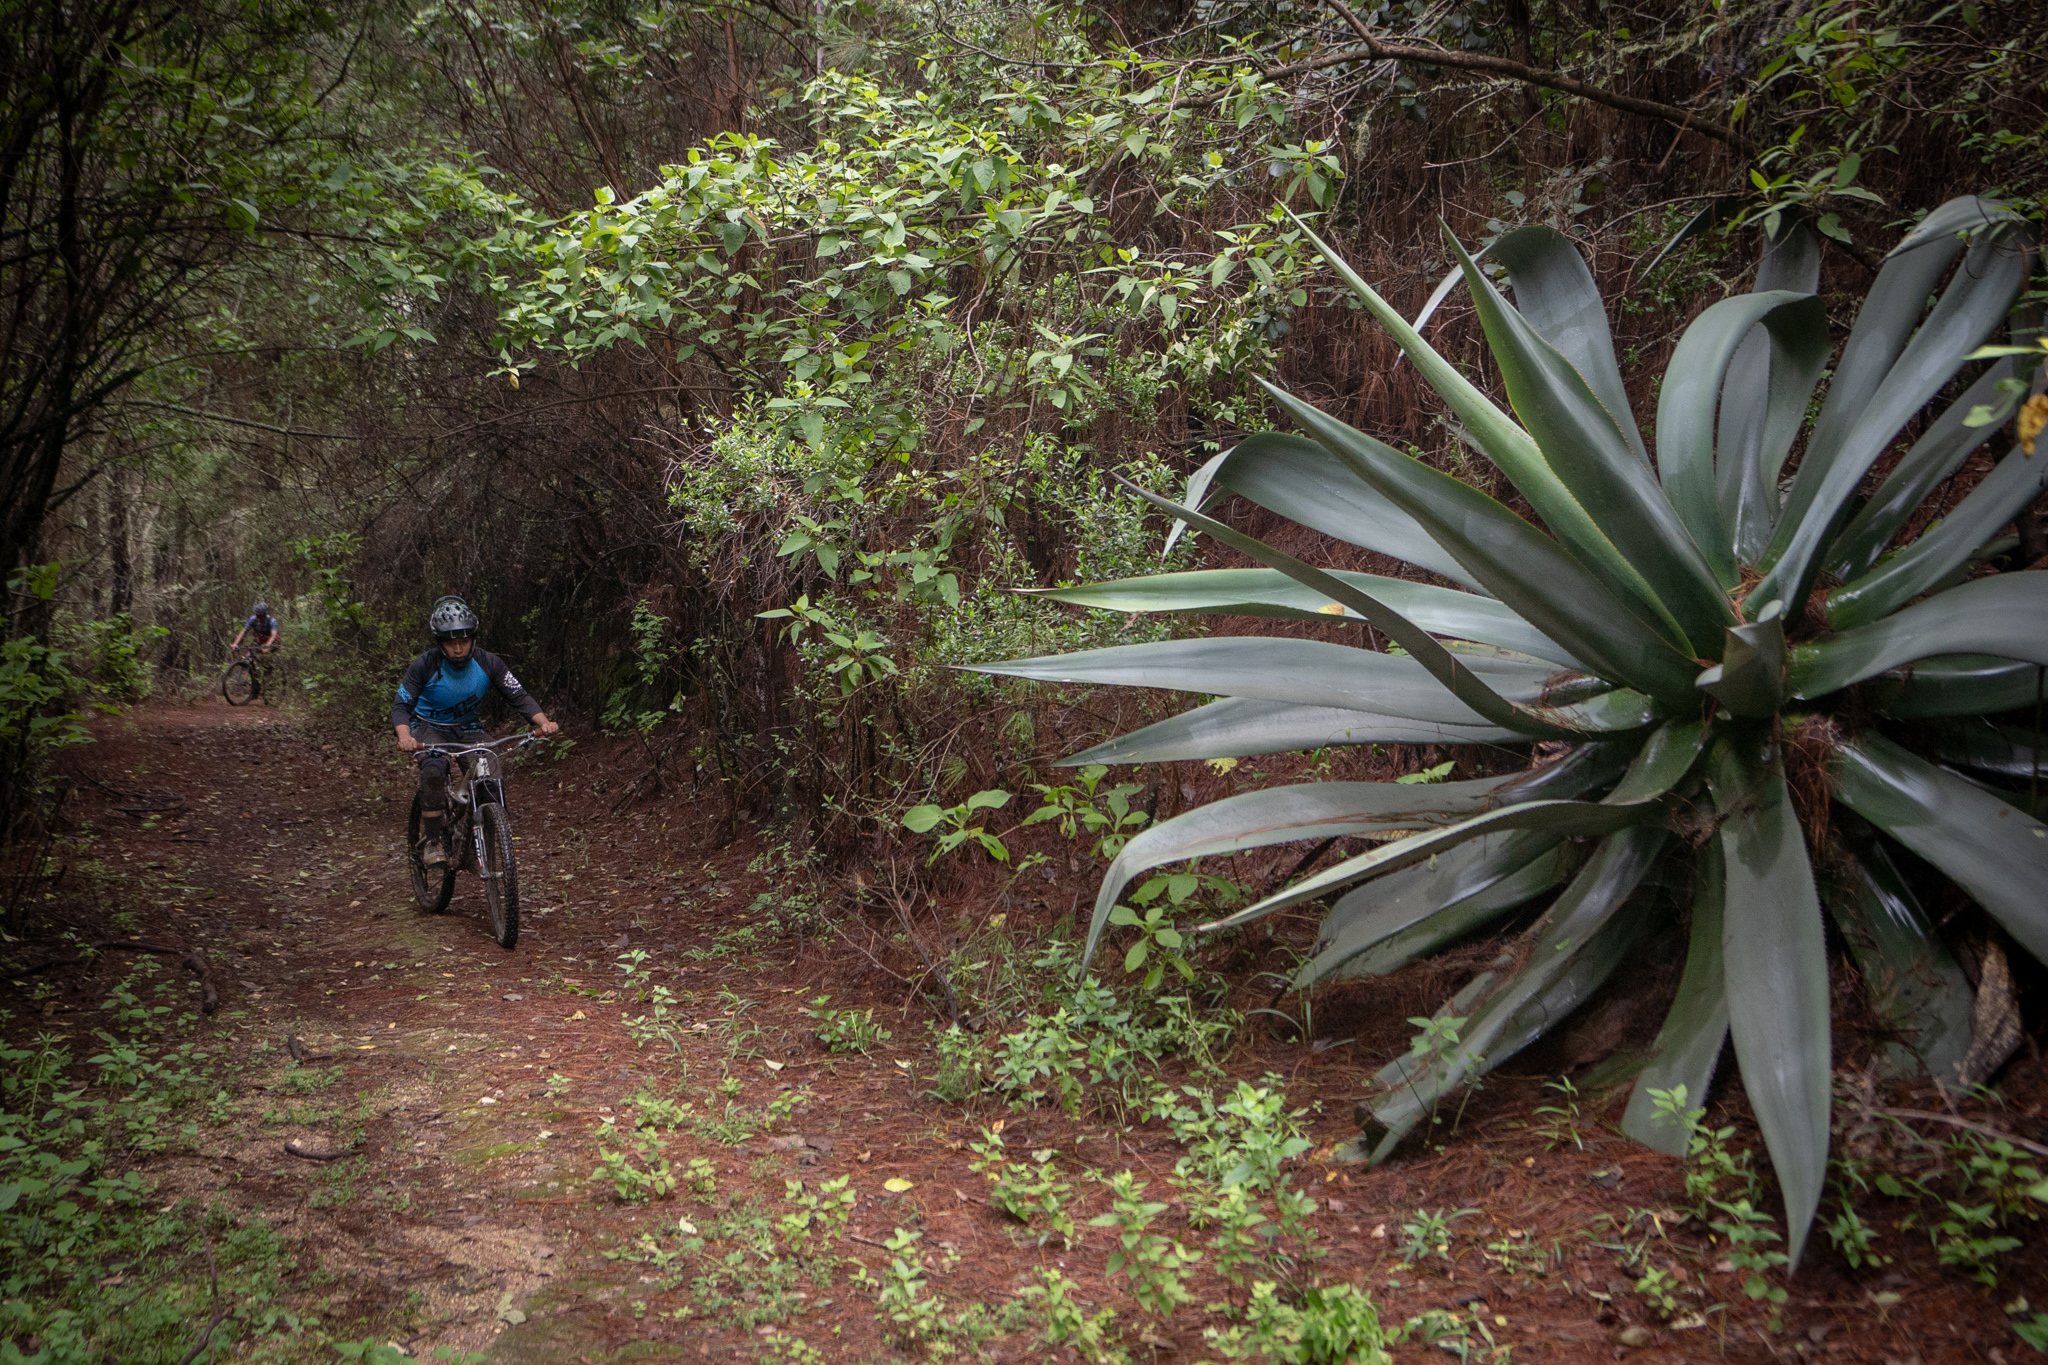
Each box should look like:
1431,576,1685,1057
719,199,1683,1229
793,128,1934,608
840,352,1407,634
476,802,519,949
408,793,456,914
222,663,256,706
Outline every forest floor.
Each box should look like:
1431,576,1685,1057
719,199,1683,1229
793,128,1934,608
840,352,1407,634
8,696,2046,1364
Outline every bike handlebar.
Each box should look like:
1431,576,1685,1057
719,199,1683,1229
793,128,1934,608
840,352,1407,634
411,733,547,758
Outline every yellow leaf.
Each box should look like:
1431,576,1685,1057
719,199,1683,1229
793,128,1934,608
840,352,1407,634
1204,757,1239,774
1316,602,1347,615
884,1177,914,1193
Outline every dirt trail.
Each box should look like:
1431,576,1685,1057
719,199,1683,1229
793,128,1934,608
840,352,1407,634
25,699,2036,1363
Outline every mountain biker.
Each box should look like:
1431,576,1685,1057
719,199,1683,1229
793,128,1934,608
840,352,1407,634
231,602,281,653
393,597,559,868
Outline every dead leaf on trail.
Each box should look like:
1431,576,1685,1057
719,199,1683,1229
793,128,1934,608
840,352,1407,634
883,1177,913,1193
565,1010,585,1021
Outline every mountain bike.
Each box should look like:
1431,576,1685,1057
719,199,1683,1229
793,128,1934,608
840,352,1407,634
407,733,541,949
221,646,272,706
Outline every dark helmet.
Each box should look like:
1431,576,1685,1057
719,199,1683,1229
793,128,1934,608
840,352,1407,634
428,596,479,643
252,601,270,615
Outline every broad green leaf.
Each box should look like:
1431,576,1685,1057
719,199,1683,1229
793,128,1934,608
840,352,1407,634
1886,195,2026,258
1602,718,1708,804
1031,567,1581,667
1829,733,2048,964
1718,226,1824,567
1696,599,1788,718
1489,225,1650,467
1450,234,1734,654
1821,828,1972,1083
1656,292,1827,583
1791,573,2048,697
1823,443,2047,628
1261,383,1702,704
1822,360,2022,582
1106,477,1581,737
1057,698,1518,767
1298,834,1571,988
1919,719,2047,779
1756,226,2031,610
1195,433,1481,589
1079,775,1528,969
1361,825,1665,1160
1292,217,1693,654
1198,798,1648,932
1621,838,1729,1156
967,637,1554,727
1870,654,2046,718
1707,736,1829,1268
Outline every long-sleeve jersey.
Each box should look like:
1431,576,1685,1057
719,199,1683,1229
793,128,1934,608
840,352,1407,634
391,647,543,730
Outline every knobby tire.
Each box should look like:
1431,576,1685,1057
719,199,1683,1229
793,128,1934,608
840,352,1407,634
222,663,256,706
408,793,455,914
477,802,519,949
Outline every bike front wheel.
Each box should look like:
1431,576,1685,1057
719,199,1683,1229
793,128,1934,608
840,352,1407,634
476,802,519,949
408,794,456,914
222,663,256,706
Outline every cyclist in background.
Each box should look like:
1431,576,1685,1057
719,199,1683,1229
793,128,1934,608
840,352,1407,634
230,602,281,653
393,596,558,867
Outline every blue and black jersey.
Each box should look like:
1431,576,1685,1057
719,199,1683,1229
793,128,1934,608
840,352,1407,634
244,614,279,640
391,647,542,730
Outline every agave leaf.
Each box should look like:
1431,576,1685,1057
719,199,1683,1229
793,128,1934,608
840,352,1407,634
1822,360,2023,582
1292,217,1694,655
1756,227,2032,610
1887,195,2026,257
1450,233,1735,654
1489,225,1650,467
1362,825,1666,1160
1032,567,1582,667
1697,599,1788,718
1621,838,1729,1156
1829,732,2048,963
1107,477,1589,737
1298,834,1572,988
1199,796,1645,931
1161,448,1230,558
1824,444,2048,629
1871,654,2045,718
1081,741,1638,968
1791,573,2048,697
1657,293,1828,583
1206,718,1696,932
1821,829,1973,1083
966,637,1560,726
1078,776,1519,970
1918,719,2047,780
1720,226,1825,566
1603,717,1709,803
1706,736,1829,1268
1180,433,1483,588
1058,697,1518,767
1261,384,1702,703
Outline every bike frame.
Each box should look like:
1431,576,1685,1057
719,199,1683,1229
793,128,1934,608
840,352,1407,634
413,734,538,874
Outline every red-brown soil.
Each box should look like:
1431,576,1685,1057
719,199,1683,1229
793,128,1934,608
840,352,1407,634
7,698,2044,1363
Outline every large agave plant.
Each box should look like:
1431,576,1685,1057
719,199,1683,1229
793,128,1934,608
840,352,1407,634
975,197,2048,1264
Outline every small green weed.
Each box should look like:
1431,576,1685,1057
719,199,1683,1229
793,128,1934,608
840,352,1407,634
1396,1207,1477,1264
1088,1170,1201,1317
806,996,892,1053
967,1127,1075,1246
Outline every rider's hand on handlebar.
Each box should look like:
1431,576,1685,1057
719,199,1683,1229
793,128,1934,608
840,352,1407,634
396,732,424,753
536,719,559,737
